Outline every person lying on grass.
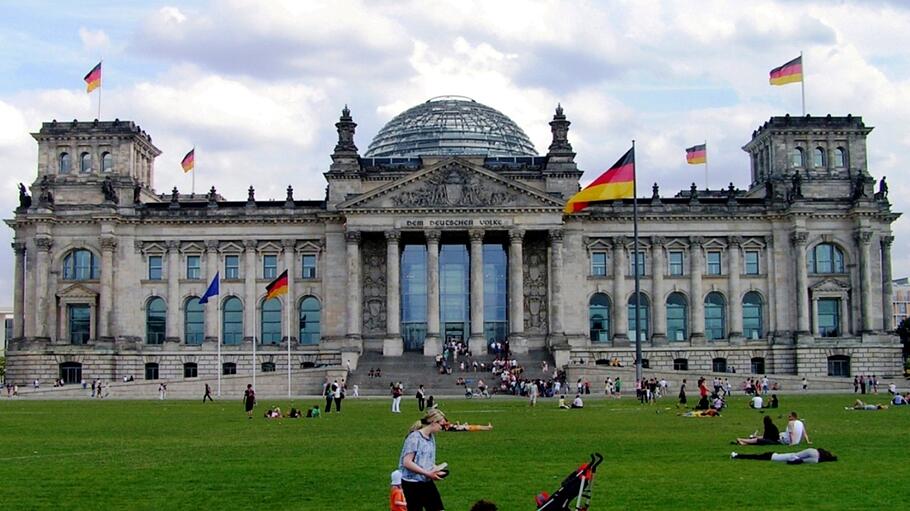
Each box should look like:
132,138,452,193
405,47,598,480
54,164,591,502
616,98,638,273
847,399,889,410
442,422,493,432
679,408,720,417
730,448,837,464
735,415,781,445
264,406,282,419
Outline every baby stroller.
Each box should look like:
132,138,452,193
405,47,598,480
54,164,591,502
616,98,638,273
536,453,603,510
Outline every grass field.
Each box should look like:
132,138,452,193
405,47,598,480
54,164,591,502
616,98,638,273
0,393,906,510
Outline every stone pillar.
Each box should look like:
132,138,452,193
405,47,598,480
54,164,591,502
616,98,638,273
548,229,566,345
166,240,180,340
425,230,441,356
384,230,403,356
283,239,296,343
881,235,894,331
765,236,777,337
728,236,743,341
243,240,257,340
469,229,487,355
856,230,874,333
689,237,705,344
34,237,52,339
650,236,667,345
811,297,820,336
791,232,810,335
508,229,526,344
205,240,219,341
612,237,628,345
345,230,362,341
99,237,117,338
12,242,26,338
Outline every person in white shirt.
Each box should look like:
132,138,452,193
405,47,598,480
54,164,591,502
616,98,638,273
779,411,811,445
571,394,584,409
750,395,763,409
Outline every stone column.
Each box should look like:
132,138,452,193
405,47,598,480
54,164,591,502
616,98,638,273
765,236,777,337
812,297,820,336
166,240,180,340
856,230,874,333
283,239,296,343
425,230,441,356
204,240,219,341
508,229,526,344
12,242,26,338
99,237,117,338
650,237,667,345
345,230,362,341
384,230,403,356
243,240,257,340
791,232,810,335
881,235,894,331
612,236,628,345
34,237,52,339
469,229,487,355
727,236,743,342
689,237,705,344
548,229,566,345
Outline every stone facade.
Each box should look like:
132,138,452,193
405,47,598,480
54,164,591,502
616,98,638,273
4,107,904,384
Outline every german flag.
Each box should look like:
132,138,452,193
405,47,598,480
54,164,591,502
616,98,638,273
686,144,706,165
564,147,634,214
84,62,102,93
265,269,289,300
769,56,802,86
181,148,195,173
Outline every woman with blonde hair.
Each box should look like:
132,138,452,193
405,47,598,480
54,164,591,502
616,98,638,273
398,408,449,510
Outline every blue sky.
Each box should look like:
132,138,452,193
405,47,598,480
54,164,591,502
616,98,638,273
3,0,910,308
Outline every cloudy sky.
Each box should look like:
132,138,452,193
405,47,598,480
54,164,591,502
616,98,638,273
2,0,910,308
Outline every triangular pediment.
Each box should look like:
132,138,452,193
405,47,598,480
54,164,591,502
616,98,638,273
338,158,565,210
58,283,98,298
810,278,850,292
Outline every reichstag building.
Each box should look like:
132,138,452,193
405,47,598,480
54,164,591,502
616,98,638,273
5,96,903,384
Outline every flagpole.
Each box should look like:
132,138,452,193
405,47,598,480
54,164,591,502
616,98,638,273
217,297,222,397
287,293,292,398
191,146,196,196
800,51,806,116
632,140,642,384
704,139,708,190
253,302,257,391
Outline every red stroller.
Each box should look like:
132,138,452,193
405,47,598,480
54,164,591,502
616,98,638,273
535,453,604,510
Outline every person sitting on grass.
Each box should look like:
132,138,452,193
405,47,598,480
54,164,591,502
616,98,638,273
779,412,810,446
735,415,781,445
847,399,888,410
443,422,493,432
264,406,282,419
768,394,779,409
571,394,584,409
892,393,906,406
730,448,837,464
288,407,302,418
750,394,763,409
558,395,570,409
307,404,321,418
470,500,498,511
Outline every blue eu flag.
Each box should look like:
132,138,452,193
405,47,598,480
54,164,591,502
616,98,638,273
198,272,220,304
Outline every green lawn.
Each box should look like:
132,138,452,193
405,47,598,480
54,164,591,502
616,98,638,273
0,393,906,510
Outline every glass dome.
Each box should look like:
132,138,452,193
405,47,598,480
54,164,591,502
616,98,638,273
364,96,538,158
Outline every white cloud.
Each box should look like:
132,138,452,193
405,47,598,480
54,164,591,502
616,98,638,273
78,27,110,52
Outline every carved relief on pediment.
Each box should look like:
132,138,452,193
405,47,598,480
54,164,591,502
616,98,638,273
389,165,518,208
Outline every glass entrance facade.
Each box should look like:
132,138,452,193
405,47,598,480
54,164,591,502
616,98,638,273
483,243,508,346
401,244,427,351
440,244,469,343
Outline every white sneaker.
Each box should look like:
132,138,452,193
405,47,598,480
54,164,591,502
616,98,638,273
730,452,738,459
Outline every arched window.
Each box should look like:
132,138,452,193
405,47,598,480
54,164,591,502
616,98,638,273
261,298,282,345
627,292,650,342
183,362,198,378
791,147,805,167
750,357,765,374
146,297,167,344
588,293,611,342
222,362,236,375
712,357,727,373
101,152,112,172
704,292,726,341
827,355,850,377
222,297,243,345
184,297,204,345
813,147,825,168
298,296,321,345
80,152,92,173
59,152,71,173
808,243,845,274
63,249,100,280
261,362,276,373
742,292,764,340
145,362,159,380
59,362,82,384
834,147,846,168
666,292,688,342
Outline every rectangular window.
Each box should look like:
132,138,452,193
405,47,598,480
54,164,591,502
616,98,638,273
186,255,201,280
5,318,13,341
148,255,163,280
224,255,240,280
145,364,159,380
745,250,760,275
818,298,841,337
68,304,91,344
668,250,684,276
301,254,317,279
630,251,646,277
899,303,908,315
263,254,277,279
706,251,722,275
591,252,607,277
183,364,198,378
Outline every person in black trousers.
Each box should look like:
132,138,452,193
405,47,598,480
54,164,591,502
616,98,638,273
416,384,427,411
324,381,335,414
203,383,213,402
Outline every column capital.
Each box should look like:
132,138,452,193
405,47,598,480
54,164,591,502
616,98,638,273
650,235,665,247
612,236,628,248
166,240,181,251
854,230,873,245
385,230,401,242
11,241,26,254
281,238,296,250
881,235,895,247
790,231,808,246
243,239,258,250
345,230,361,243
548,229,564,243
469,229,485,243
688,236,704,248
35,237,53,251
508,229,525,243
728,235,743,247
205,239,220,251
425,229,441,243
100,237,118,251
